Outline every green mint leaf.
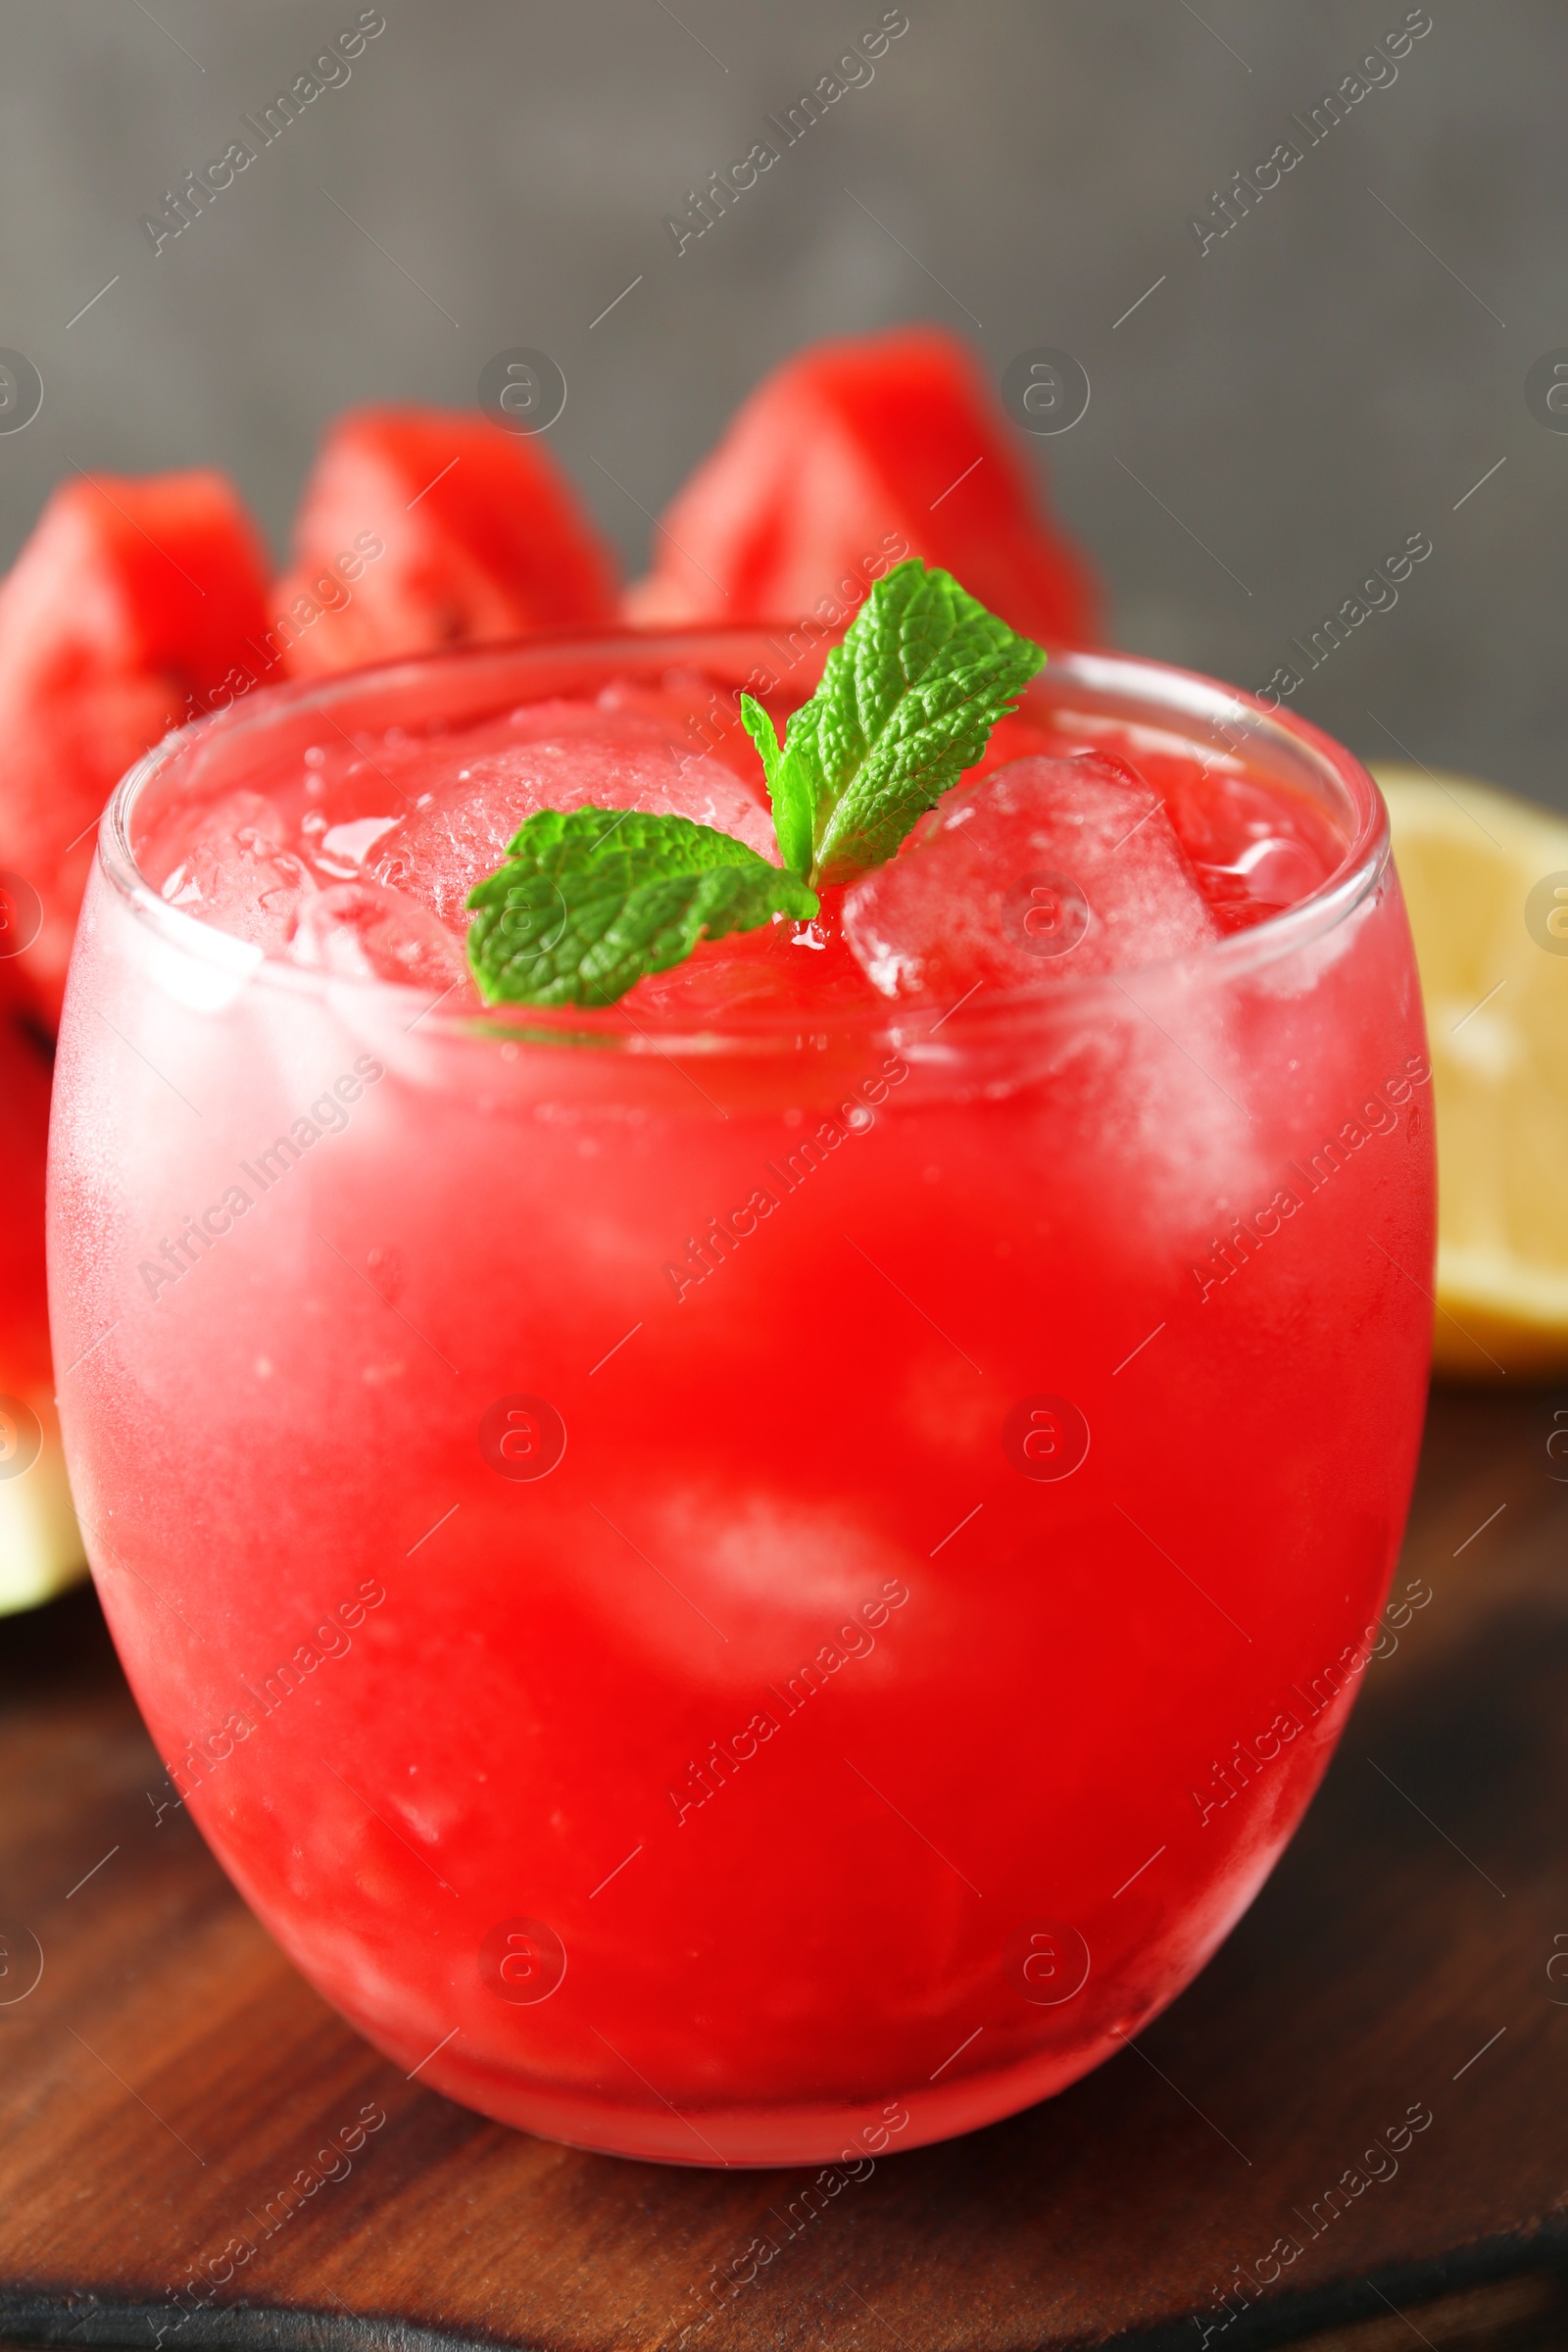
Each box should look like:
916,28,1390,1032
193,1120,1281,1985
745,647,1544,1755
781,559,1047,886
738,695,815,879
466,806,818,1008
465,566,1039,1008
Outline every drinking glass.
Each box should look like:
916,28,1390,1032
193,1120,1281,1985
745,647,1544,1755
48,632,1435,2164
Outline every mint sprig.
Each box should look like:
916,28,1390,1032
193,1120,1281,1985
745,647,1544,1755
738,698,816,878
466,807,816,1008
743,561,1047,886
465,561,1046,1007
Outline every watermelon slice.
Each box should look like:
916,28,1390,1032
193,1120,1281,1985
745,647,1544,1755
624,325,1100,646
274,407,620,678
0,468,271,1029
0,988,85,1613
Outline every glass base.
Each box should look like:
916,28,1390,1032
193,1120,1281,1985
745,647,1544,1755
345,1998,1123,2166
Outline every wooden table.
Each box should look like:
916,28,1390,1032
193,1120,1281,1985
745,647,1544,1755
2,1386,1565,2352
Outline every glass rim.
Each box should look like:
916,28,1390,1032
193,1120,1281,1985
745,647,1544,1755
96,626,1392,1057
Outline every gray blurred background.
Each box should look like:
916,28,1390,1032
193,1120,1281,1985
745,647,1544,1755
1,1,1563,799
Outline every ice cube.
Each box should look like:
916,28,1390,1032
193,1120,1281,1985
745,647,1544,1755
410,694,758,794
841,755,1222,1003
1145,761,1341,932
286,880,475,999
312,812,405,875
151,788,318,953
370,734,779,926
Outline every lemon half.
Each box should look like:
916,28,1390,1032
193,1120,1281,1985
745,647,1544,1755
1376,763,1568,1379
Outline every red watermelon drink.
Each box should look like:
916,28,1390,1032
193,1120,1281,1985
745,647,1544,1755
48,573,1434,2165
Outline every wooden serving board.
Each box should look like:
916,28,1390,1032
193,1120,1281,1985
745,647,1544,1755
2,1386,1566,2352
